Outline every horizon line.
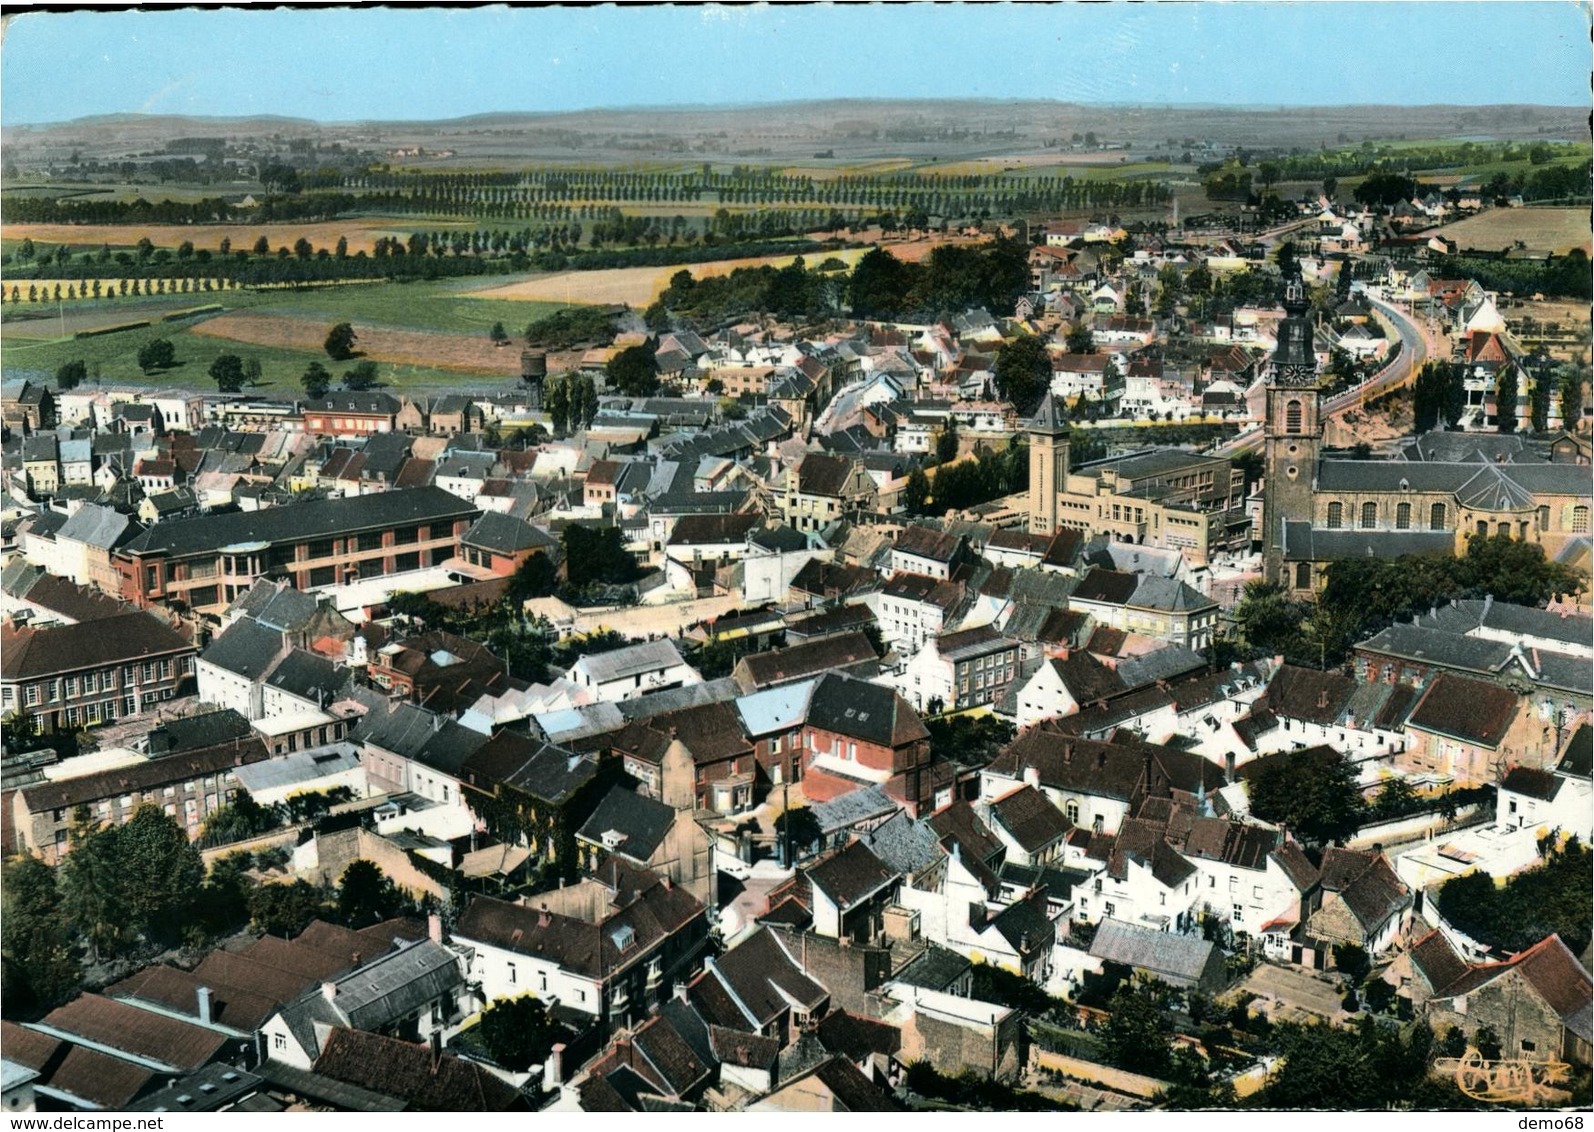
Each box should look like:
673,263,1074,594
8,96,1589,131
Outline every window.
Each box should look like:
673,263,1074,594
1284,399,1302,434
1104,902,1116,918
1396,502,1411,530
1065,800,1080,824
274,1033,287,1051
1430,503,1446,530
1538,505,1550,531
1295,562,1311,590
1327,502,1343,529
1521,1040,1536,1053
1574,505,1590,534
1360,502,1377,529
1233,904,1244,920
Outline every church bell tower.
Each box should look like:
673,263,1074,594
1262,272,1322,587
1026,392,1070,536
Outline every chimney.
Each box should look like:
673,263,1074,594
196,986,213,1025
428,912,443,944
538,904,551,928
351,951,362,968
542,1043,566,1093
1317,689,1328,710
321,981,338,1004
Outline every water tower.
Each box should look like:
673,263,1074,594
520,348,547,408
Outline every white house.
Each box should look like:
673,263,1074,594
565,639,702,703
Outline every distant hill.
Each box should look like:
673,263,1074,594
4,100,1585,168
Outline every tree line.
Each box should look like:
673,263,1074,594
0,803,424,1018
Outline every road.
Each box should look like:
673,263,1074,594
1214,295,1434,458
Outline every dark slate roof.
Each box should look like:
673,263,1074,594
794,453,859,496
455,865,704,982
576,786,676,861
805,840,898,910
1406,672,1522,749
709,927,827,1027
1560,723,1592,778
1499,765,1561,802
312,1027,526,1111
459,732,602,805
928,800,1005,866
266,649,344,703
1071,567,1140,605
3,609,192,679
146,708,254,755
736,631,878,688
817,1010,902,1061
120,486,477,558
303,393,401,415
356,703,489,775
462,511,555,554
806,671,928,748
1318,848,1410,932
891,944,973,992
1281,521,1457,562
200,618,285,680
989,785,1072,854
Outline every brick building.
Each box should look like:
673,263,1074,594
12,737,270,861
1,611,196,733
112,487,479,614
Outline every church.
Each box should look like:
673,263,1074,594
1260,273,1590,595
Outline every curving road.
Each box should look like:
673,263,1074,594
1215,294,1434,457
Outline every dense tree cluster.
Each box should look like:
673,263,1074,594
921,441,1029,513
562,525,641,590
847,238,1030,320
1436,838,1591,956
1233,536,1583,669
1252,1019,1475,1110
1432,250,1591,301
1244,748,1366,845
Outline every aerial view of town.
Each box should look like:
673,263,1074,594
0,2,1588,1116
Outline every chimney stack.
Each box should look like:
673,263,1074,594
196,986,213,1025
538,904,551,928
428,912,443,944
321,981,338,1004
542,1043,566,1093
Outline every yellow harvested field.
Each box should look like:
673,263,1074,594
466,247,871,307
1,220,435,256
1433,207,1591,257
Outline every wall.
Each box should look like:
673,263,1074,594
308,826,449,904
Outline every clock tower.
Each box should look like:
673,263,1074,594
1262,272,1322,587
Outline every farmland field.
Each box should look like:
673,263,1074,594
466,246,872,307
1431,207,1592,256
0,275,583,393
2,314,530,394
0,218,464,256
189,312,532,377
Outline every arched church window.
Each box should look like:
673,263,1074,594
1396,503,1411,530
1327,502,1343,529
1285,400,1303,434
1360,502,1377,529
1430,503,1447,530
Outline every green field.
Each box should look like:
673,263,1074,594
2,318,486,394
0,277,571,393
243,280,564,336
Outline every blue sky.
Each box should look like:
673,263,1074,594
3,3,1588,124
